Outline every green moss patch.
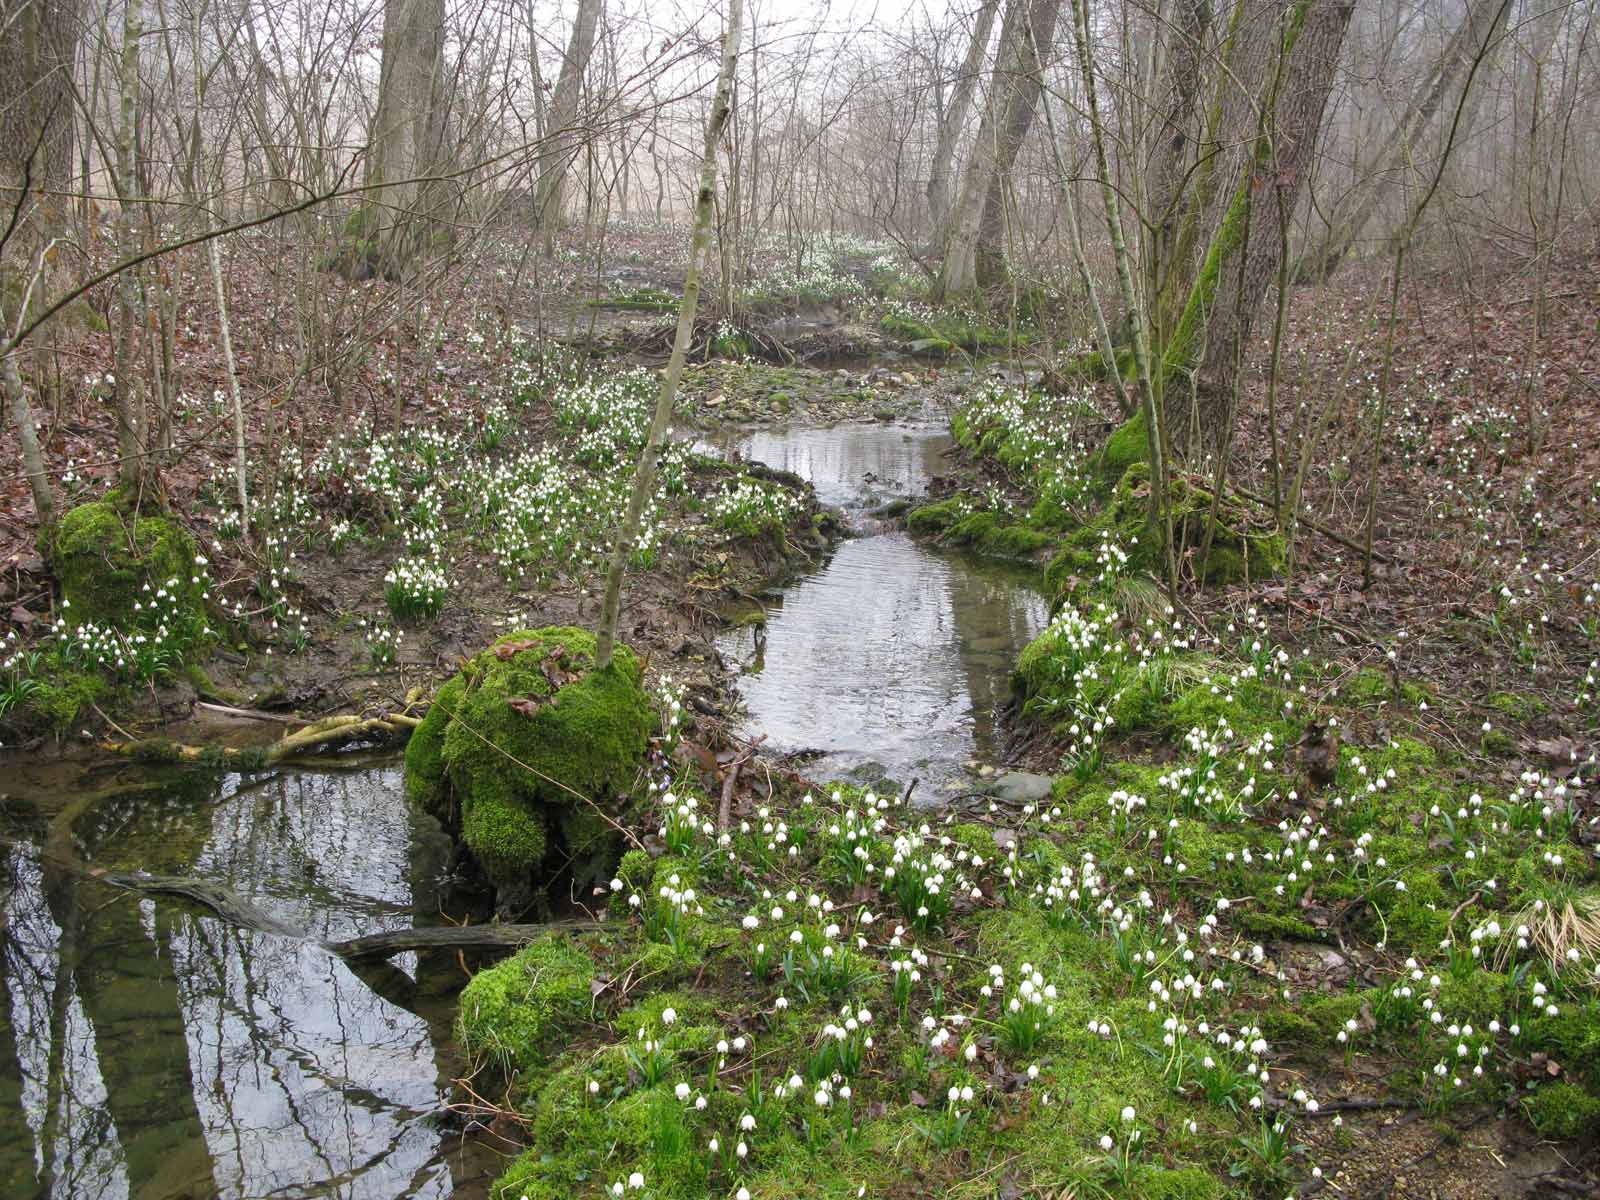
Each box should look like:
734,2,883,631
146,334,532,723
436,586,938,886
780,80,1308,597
405,626,652,902
456,933,597,1075
51,498,206,627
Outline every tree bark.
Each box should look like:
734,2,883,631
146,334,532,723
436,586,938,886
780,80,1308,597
535,0,603,248
359,0,455,276
1161,0,1355,450
1142,0,1211,350
595,0,742,671
112,0,147,492
927,0,1001,232
937,0,1062,297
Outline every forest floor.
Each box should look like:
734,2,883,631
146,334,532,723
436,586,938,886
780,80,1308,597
2,222,1599,1199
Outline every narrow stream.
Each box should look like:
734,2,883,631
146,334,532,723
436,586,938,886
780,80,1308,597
0,419,1047,1199
702,423,1049,792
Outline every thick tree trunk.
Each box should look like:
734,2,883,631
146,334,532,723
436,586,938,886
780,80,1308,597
535,0,603,247
937,0,1062,298
358,0,455,276
1142,0,1211,350
927,0,1001,232
1161,0,1354,451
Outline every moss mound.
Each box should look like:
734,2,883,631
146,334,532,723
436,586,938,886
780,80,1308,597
1523,1081,1600,1140
1044,462,1283,599
456,933,596,1075
51,497,205,626
404,626,652,905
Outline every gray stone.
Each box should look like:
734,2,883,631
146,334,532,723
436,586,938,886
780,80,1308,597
988,771,1053,805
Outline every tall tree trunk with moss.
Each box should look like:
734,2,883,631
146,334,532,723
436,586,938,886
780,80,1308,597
1160,0,1354,453
355,0,455,277
927,0,1001,232
594,0,741,672
1142,0,1211,352
535,0,603,251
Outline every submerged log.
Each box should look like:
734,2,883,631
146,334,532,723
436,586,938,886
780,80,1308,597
325,917,611,961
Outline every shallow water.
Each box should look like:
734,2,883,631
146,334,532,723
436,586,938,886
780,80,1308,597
0,764,500,1200
0,419,1047,1197
705,423,1049,790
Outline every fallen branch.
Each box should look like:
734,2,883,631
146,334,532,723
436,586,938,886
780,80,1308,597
101,711,422,765
718,734,766,831
195,700,302,725
24,836,613,963
326,916,613,961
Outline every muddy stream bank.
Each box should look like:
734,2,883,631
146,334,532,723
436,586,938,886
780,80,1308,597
0,416,1046,1199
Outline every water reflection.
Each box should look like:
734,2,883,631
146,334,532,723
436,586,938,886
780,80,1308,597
710,424,1048,787
697,422,953,514
0,767,493,1199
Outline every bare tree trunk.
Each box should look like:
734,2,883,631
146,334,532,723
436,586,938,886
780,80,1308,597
2,311,55,535
112,0,147,492
927,0,1001,232
595,0,742,671
1301,0,1509,278
358,0,455,276
1069,0,1176,595
973,0,1063,288
1142,0,1211,349
535,0,603,249
937,0,1062,297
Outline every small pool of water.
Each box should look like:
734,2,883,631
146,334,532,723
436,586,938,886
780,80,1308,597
0,764,500,1200
705,423,1049,791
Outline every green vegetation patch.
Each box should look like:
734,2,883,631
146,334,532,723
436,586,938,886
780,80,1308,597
456,933,597,1075
405,626,652,901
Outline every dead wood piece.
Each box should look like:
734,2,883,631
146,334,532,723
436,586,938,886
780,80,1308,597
325,917,613,961
101,711,421,765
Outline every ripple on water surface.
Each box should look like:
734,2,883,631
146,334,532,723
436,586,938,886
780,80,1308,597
709,413,1051,791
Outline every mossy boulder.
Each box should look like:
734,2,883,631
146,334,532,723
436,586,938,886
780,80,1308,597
404,626,653,910
455,933,596,1075
51,497,206,627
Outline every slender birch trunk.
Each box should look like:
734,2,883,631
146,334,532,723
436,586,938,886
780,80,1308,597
595,0,742,671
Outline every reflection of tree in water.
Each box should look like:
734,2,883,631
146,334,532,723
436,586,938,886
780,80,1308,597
0,767,469,1199
943,556,1049,762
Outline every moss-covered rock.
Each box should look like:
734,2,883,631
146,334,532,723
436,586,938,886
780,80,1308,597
405,627,653,907
455,933,596,1075
51,498,206,627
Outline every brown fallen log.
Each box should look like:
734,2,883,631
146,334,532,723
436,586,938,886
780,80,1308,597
101,711,423,766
